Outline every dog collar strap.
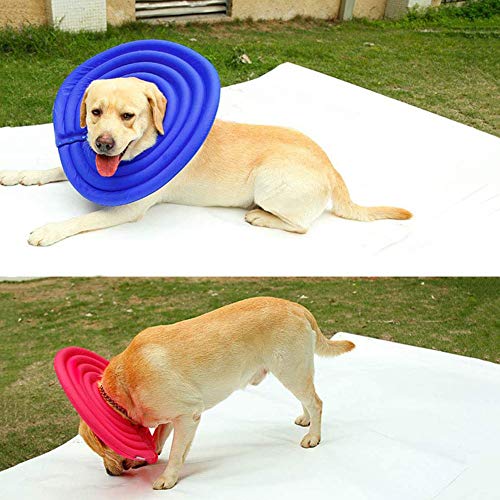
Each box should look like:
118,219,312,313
54,346,158,463
53,39,220,206
98,382,133,423
55,132,88,148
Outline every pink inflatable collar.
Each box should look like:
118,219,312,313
54,346,158,463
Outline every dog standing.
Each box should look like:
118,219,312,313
78,297,355,490
0,78,411,246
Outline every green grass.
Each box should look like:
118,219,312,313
0,16,499,135
0,277,498,470
405,0,500,22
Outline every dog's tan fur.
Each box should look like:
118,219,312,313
0,77,411,246
79,297,355,490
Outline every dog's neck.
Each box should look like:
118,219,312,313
98,381,137,425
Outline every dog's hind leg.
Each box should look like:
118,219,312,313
245,162,329,234
297,389,322,448
0,167,67,186
270,343,323,448
245,208,308,234
152,413,200,490
28,193,159,246
279,372,323,448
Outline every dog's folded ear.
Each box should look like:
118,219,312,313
79,87,90,129
143,82,167,135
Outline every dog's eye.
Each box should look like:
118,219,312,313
91,109,101,117
122,113,134,121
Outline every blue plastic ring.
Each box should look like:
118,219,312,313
53,40,220,206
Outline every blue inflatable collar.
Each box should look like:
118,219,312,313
53,40,220,206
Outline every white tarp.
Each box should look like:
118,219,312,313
1,333,499,499
0,63,498,276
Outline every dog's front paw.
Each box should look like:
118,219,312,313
18,171,44,186
0,170,61,186
28,223,68,247
152,473,178,490
300,433,321,448
0,170,22,186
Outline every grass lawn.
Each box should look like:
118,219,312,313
0,17,499,135
0,276,498,470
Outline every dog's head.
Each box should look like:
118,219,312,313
79,418,145,476
80,77,167,177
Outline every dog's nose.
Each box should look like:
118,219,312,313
95,134,115,153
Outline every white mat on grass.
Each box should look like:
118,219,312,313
0,63,499,276
2,333,499,500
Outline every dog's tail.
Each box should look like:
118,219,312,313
327,168,412,221
304,309,355,357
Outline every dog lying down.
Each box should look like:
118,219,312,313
0,78,411,246
78,297,355,490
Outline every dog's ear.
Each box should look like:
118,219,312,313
79,418,104,455
79,86,90,129
143,82,167,135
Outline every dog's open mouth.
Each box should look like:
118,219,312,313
95,143,131,177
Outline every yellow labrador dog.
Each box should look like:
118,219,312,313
78,297,354,490
0,78,411,246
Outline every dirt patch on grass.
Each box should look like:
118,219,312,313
0,279,75,304
0,412,76,441
380,333,394,341
81,319,116,331
7,359,52,390
0,277,125,302
448,329,474,335
0,278,65,301
194,17,333,36
127,295,144,305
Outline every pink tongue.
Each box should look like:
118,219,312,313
96,154,121,177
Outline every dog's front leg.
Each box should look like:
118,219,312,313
153,423,173,455
152,413,200,490
28,195,158,246
0,167,67,186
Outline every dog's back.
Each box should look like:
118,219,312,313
102,297,353,419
